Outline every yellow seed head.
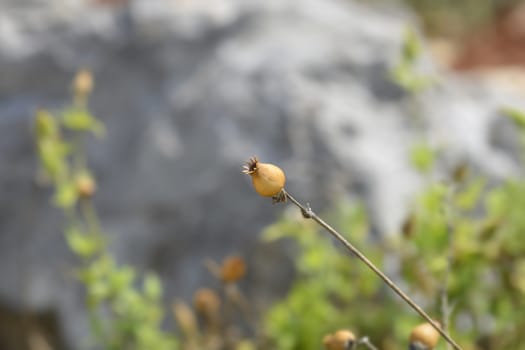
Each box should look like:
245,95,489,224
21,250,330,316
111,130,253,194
242,156,286,197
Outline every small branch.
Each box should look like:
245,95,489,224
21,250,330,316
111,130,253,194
440,283,452,350
81,198,101,235
440,228,453,350
358,336,378,350
282,189,462,350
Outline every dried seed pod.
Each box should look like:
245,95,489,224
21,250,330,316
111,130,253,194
323,330,356,350
409,322,441,350
220,255,246,283
193,288,221,316
243,156,286,202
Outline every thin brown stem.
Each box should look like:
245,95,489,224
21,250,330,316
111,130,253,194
282,189,462,350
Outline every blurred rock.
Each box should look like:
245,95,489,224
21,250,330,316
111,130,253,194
0,0,525,348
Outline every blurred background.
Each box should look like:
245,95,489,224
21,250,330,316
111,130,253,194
2,0,525,349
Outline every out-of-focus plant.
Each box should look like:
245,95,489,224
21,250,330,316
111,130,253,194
34,70,177,350
261,204,408,350
398,128,525,349
173,254,257,350
390,28,435,93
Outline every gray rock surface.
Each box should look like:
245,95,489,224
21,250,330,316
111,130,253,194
1,0,524,347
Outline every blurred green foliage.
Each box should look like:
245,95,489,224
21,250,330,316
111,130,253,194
34,71,177,350
262,205,405,350
409,142,436,174
390,28,435,93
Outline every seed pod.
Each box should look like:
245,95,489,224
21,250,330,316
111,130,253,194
409,322,441,350
323,330,356,350
242,156,286,201
193,288,221,317
221,255,246,283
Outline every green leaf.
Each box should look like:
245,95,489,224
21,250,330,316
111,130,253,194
402,28,421,64
454,177,486,211
65,227,103,258
87,278,111,307
410,142,435,173
62,108,105,136
485,187,508,216
35,109,59,139
38,138,70,179
109,267,135,294
54,181,78,208
144,273,162,300
501,107,525,129
261,215,315,242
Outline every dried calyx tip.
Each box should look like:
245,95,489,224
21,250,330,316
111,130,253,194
242,156,259,175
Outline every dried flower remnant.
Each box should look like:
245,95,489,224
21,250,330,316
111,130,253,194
242,156,286,203
220,255,247,283
193,288,221,317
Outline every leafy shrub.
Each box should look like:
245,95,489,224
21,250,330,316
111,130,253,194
34,70,177,350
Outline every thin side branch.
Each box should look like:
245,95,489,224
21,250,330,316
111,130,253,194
282,189,462,350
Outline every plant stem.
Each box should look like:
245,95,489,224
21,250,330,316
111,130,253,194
81,198,101,235
358,336,379,350
441,184,457,350
282,189,462,350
